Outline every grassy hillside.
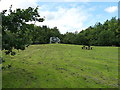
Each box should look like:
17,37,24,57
2,44,118,88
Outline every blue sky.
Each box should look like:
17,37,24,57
0,0,118,34
37,2,118,33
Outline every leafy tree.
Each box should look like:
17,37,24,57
61,17,120,46
62,32,76,44
97,30,116,46
1,6,44,55
75,33,88,45
31,25,61,44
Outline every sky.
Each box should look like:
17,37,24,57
0,0,119,34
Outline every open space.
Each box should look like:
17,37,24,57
2,44,118,88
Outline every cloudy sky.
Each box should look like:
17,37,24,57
0,0,119,34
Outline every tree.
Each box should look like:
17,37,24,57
1,6,44,55
31,25,61,44
75,32,89,45
97,30,116,46
62,32,76,44
61,17,119,46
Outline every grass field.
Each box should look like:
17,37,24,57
2,44,118,88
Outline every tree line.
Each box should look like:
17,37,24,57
1,7,120,55
26,17,120,47
62,17,120,46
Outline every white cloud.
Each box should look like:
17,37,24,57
36,6,91,34
1,1,117,34
0,0,39,12
0,0,90,34
104,6,118,13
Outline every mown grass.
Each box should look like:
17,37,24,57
2,44,118,88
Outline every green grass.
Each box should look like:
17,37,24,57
2,44,118,88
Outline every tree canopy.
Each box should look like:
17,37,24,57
1,6,44,55
62,17,120,46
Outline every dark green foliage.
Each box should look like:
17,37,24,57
31,26,61,44
62,17,120,46
97,30,116,46
1,6,44,54
62,32,76,44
